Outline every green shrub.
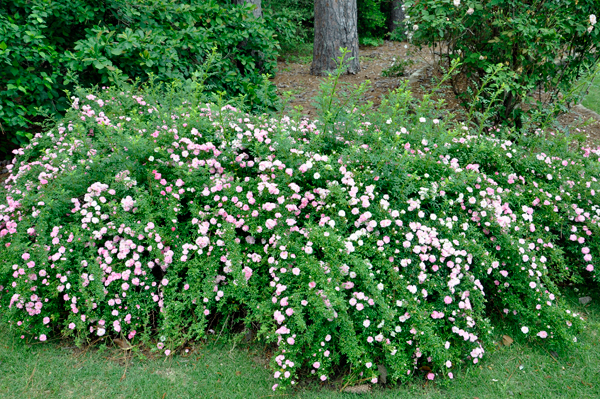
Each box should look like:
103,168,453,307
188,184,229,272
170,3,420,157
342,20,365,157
357,0,390,41
359,36,385,47
404,0,600,129
260,0,312,52
382,58,415,77
1,69,599,390
0,0,282,156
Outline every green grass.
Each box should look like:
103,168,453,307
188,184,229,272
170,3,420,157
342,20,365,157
0,332,275,399
582,79,600,114
2,288,599,399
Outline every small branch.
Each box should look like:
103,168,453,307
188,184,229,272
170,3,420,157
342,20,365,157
25,364,37,391
536,343,559,364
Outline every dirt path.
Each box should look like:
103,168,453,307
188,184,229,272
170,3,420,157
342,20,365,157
271,41,600,144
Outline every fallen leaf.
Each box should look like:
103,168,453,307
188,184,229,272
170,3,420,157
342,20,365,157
235,371,241,376
502,335,514,346
114,338,132,350
343,384,371,394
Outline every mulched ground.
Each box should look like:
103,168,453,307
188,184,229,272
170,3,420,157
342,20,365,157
272,40,600,144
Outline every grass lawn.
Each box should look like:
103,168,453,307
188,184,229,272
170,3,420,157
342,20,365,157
1,289,599,399
582,78,600,114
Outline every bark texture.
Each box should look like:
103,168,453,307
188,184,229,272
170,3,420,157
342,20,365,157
236,0,262,18
389,0,405,33
311,0,360,76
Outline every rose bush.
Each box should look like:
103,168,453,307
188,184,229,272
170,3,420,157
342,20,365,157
404,0,600,129
0,77,598,389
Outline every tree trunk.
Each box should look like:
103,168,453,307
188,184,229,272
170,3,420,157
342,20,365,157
388,0,405,33
311,0,360,76
236,0,262,18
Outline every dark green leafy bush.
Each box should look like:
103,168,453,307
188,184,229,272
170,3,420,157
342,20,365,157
0,0,281,156
357,0,391,42
259,0,311,52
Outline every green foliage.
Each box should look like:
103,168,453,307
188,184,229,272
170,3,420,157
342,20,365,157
0,0,282,156
357,0,390,40
359,36,385,47
404,0,600,130
261,0,312,51
388,28,408,43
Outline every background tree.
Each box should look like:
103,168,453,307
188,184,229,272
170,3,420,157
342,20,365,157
311,0,360,75
388,0,405,34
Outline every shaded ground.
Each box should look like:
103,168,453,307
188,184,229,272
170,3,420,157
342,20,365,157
272,41,600,144
273,41,430,117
